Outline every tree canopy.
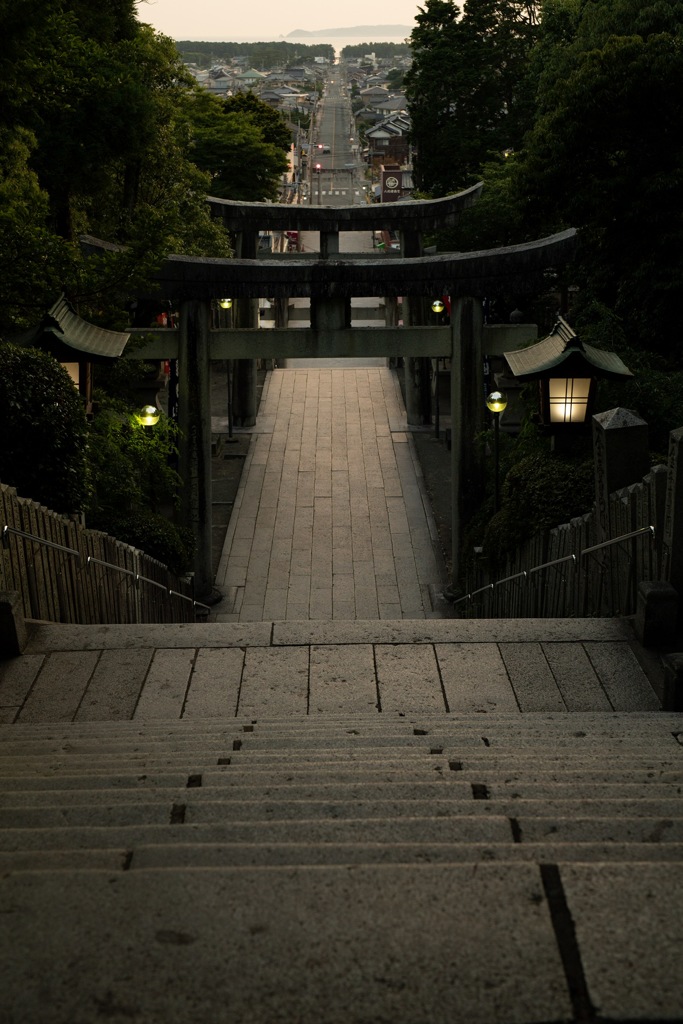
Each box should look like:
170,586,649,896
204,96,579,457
405,1,540,194
411,0,683,365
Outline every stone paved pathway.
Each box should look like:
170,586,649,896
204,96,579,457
212,366,447,622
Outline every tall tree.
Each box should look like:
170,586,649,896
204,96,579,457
405,0,540,194
519,0,683,356
223,92,292,152
405,2,470,193
183,91,289,202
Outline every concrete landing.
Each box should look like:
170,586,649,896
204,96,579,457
0,618,660,724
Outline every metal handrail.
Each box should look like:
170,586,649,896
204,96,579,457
2,524,81,563
454,527,655,612
528,553,577,576
580,525,655,559
2,523,208,617
86,556,210,612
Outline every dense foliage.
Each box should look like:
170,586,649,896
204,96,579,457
0,3,297,567
341,42,412,58
0,344,89,515
406,0,683,569
173,40,334,67
410,0,683,366
405,1,540,194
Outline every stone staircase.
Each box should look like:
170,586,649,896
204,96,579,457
1,699,683,1022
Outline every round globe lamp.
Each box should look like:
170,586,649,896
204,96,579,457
138,405,161,428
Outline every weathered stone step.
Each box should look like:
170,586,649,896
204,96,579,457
3,765,681,788
2,814,683,851
0,817,513,851
4,711,678,738
1,753,679,774
3,736,677,765
0,754,451,773
2,779,680,805
2,862,682,1023
3,841,683,874
22,616,637,651
3,797,683,830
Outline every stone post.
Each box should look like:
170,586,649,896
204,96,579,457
592,408,650,541
0,591,27,657
178,299,213,601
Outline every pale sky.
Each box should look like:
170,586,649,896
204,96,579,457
136,0,419,41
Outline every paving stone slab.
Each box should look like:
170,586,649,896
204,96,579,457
376,644,446,712
0,864,571,1024
238,647,309,716
309,644,378,713
75,648,154,722
582,641,661,711
181,648,244,719
17,651,101,723
0,656,45,707
436,643,519,713
133,649,196,720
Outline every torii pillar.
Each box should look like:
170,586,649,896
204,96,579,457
178,299,213,600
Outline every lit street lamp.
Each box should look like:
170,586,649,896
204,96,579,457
486,390,508,513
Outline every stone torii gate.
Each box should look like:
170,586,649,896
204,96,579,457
109,190,576,600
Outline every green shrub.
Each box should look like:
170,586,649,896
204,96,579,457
0,342,89,513
103,509,193,575
483,449,594,569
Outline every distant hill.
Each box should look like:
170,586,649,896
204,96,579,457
287,26,412,38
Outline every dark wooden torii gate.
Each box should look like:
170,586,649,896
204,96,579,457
99,189,576,600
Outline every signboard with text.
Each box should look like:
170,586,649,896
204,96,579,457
381,170,403,203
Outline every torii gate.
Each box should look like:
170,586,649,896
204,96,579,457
99,189,576,600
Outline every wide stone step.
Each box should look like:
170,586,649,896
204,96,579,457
2,779,681,804
3,797,683,830
3,765,682,788
4,711,678,738
2,814,683,851
2,863,682,1023
3,841,683,873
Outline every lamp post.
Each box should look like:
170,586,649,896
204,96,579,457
486,390,507,513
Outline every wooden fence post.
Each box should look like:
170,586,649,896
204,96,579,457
663,426,683,596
